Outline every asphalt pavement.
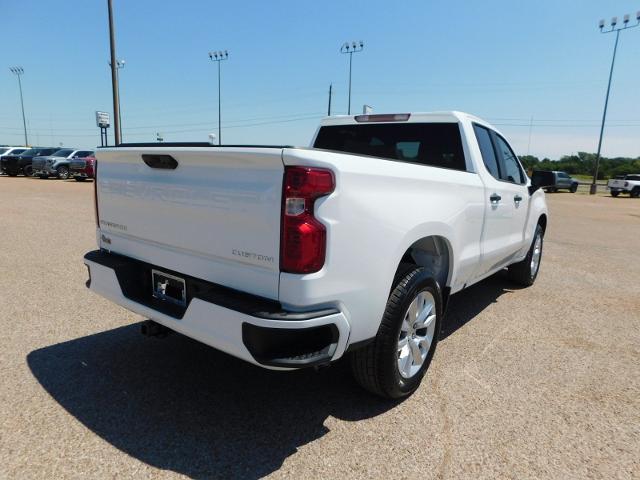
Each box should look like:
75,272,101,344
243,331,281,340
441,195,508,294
0,175,638,479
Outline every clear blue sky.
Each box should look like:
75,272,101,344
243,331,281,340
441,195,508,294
1,0,639,158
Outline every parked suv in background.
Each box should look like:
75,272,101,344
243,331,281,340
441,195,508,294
32,149,94,180
0,147,28,173
70,154,96,181
1,147,57,176
532,170,579,193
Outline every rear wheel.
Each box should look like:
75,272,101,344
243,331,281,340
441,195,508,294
350,267,442,399
508,224,544,286
57,165,69,180
611,191,620,197
631,187,640,198
570,183,578,193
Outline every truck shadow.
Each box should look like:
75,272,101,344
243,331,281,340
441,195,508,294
27,325,396,479
26,271,512,479
440,269,520,340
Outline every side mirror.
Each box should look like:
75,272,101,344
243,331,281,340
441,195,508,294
529,170,555,195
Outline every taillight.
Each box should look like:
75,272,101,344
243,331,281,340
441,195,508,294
93,159,99,227
281,166,335,273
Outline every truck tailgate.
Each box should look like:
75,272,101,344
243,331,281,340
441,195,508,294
95,147,284,300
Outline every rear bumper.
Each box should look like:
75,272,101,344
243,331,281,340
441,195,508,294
83,250,350,369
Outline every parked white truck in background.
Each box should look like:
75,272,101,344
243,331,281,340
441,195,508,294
84,112,549,398
607,174,640,197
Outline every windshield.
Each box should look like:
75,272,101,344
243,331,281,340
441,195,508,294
626,175,640,181
19,149,37,157
0,148,9,155
51,149,74,157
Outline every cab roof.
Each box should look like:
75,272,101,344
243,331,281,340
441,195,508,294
318,111,490,127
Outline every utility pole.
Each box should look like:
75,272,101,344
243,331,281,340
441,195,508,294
526,115,533,155
340,41,364,115
107,0,121,145
208,50,229,145
327,83,333,116
591,12,639,194
9,67,28,146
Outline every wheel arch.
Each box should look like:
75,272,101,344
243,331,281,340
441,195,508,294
394,234,454,292
538,213,548,234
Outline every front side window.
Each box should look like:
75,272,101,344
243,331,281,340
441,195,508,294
494,135,525,184
473,124,500,179
314,122,467,171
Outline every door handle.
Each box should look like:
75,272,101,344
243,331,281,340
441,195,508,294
514,195,523,203
490,193,502,203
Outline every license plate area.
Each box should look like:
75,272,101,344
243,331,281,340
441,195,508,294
152,269,186,307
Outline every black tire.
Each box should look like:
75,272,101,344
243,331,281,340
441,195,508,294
631,187,640,198
57,165,70,180
39,174,48,179
22,165,33,177
350,267,442,399
74,176,86,182
508,224,544,287
570,183,578,193
611,191,620,197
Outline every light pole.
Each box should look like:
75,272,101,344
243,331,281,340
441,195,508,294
591,12,640,194
115,59,125,142
208,50,229,145
108,59,125,142
340,41,364,115
9,67,28,146
107,0,121,145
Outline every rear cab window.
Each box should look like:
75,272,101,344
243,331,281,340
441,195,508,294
313,122,468,171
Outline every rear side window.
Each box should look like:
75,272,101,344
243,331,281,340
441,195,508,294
473,125,500,179
314,123,467,171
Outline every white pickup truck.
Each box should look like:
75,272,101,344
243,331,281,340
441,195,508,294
607,174,640,197
84,111,549,398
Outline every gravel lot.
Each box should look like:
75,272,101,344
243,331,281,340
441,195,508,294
0,175,638,479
